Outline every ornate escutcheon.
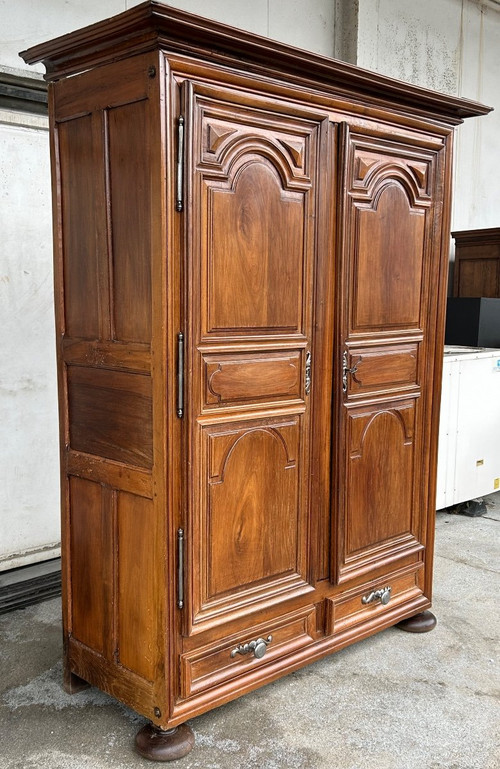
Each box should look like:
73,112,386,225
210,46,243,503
230,635,273,660
305,350,312,395
342,350,361,393
361,586,392,606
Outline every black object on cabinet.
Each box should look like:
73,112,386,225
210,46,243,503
445,297,500,348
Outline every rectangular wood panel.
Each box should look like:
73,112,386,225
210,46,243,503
452,229,500,298
203,350,302,407
66,451,153,499
68,366,153,468
62,339,151,373
117,491,156,681
58,115,101,339
108,99,152,342
345,345,419,396
69,477,107,653
458,259,500,298
53,53,151,118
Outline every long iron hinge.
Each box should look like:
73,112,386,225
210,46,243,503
176,115,185,212
177,332,184,418
177,528,184,609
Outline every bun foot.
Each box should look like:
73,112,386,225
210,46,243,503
135,722,195,761
397,610,437,633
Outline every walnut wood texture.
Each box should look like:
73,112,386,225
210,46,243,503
334,125,445,585
452,227,500,298
48,52,165,725
182,82,326,637
20,0,490,746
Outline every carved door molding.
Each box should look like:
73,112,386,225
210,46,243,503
181,80,329,633
335,124,445,584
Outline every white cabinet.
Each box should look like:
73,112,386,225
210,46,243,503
437,346,500,509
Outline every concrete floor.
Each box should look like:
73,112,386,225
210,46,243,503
1,495,499,769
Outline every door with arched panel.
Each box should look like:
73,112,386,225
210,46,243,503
180,80,331,641
335,124,446,588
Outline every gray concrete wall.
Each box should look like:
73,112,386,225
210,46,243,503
0,107,59,569
355,0,500,230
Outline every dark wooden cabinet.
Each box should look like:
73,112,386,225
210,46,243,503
21,2,490,760
452,227,500,297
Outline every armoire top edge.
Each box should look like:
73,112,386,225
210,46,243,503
20,0,492,124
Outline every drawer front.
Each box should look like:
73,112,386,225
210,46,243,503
203,350,302,408
180,606,316,699
327,568,423,634
345,345,418,396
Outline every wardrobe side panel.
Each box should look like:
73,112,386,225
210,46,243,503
52,53,163,720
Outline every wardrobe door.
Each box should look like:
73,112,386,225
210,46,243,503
335,124,446,584
180,80,330,635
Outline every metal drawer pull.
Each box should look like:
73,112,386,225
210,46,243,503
361,586,392,606
230,635,272,660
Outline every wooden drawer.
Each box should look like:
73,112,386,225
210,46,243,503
180,606,316,699
327,567,423,634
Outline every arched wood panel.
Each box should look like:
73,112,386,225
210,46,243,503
208,161,303,332
207,422,300,598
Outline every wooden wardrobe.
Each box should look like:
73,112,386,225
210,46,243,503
452,227,500,298
21,2,490,760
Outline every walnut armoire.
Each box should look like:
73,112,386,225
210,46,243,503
21,2,491,760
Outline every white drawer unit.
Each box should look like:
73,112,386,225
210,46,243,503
437,346,500,509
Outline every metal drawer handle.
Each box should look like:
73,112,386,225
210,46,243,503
230,635,272,660
361,586,392,606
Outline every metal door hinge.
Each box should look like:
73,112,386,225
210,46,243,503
176,116,185,212
177,332,184,418
177,528,184,609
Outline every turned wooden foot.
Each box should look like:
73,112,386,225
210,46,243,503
135,723,195,761
396,610,437,633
